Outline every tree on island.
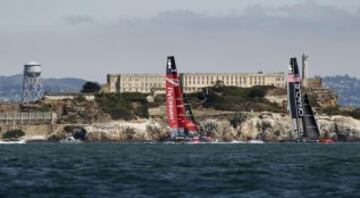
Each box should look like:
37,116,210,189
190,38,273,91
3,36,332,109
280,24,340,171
81,82,101,93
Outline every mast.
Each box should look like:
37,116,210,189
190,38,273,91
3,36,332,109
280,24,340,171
302,94,320,140
287,58,304,139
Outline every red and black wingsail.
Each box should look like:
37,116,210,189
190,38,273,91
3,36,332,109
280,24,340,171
165,56,198,138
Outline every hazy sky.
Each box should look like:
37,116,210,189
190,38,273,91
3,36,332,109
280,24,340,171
1,0,360,82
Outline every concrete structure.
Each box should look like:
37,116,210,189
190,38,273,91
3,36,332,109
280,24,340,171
0,112,57,125
302,52,309,81
43,92,95,101
107,72,286,93
107,74,164,93
180,72,286,93
299,52,325,89
302,52,312,88
305,77,323,89
23,61,43,103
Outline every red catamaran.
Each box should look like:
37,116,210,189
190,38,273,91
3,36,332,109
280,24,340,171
165,56,201,142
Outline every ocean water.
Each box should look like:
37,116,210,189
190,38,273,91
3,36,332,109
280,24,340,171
0,143,359,198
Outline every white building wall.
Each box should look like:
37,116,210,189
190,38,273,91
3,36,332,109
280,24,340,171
107,73,286,93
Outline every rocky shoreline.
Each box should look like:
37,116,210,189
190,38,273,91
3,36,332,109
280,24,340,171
47,112,360,142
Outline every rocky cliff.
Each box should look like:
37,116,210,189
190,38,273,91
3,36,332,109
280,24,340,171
48,112,360,142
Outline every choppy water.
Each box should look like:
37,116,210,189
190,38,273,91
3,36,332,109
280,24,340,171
0,143,359,198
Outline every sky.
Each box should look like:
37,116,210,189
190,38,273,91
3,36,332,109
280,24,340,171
1,0,360,82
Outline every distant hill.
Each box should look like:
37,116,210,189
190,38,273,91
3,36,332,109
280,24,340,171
323,75,360,107
0,74,86,101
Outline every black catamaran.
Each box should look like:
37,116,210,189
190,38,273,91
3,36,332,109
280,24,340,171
287,57,325,142
287,58,304,140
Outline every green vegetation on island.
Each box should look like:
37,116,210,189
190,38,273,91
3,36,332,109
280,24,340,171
188,85,286,113
95,93,149,120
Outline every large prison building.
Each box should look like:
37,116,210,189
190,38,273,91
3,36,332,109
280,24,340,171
107,72,286,93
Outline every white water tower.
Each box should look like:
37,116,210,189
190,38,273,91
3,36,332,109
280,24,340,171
22,61,43,103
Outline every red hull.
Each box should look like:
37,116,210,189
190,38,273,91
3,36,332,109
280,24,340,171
319,139,336,144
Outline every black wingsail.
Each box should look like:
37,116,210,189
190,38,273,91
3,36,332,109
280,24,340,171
287,58,304,139
301,94,320,140
183,94,196,124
